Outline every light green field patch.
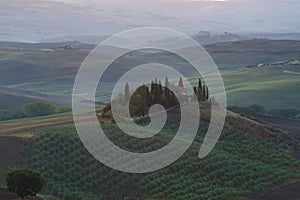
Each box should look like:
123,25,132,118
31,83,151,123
188,66,300,109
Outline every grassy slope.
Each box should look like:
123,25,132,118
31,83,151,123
222,65,300,109
1,39,300,110
3,63,299,110
0,87,69,110
188,63,300,109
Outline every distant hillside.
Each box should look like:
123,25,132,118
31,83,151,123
190,61,300,109
39,32,244,45
0,88,69,110
41,35,109,45
41,32,300,45
192,31,246,45
246,32,300,41
0,39,300,109
205,39,300,69
221,62,300,109
0,41,95,50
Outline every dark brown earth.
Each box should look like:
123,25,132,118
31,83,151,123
0,188,42,200
0,137,23,187
248,183,300,200
0,114,74,186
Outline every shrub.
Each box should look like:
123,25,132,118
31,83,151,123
23,102,57,117
6,167,44,199
0,109,26,121
57,106,72,113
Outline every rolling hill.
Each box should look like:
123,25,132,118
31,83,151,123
0,102,298,199
0,39,299,110
0,87,69,110
189,62,300,109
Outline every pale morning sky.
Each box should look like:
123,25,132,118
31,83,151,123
1,0,299,42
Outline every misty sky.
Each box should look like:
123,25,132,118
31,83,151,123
1,0,299,42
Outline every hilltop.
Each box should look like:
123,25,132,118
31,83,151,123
0,93,299,199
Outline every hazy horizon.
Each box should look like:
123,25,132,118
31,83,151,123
1,0,300,42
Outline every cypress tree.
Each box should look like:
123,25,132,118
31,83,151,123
165,77,169,89
150,80,155,103
158,80,162,94
159,80,163,104
202,85,206,101
150,81,154,95
124,83,130,102
206,86,209,101
198,78,202,91
145,85,151,107
151,80,159,104
164,77,170,106
193,86,197,102
178,77,184,88
198,78,202,101
171,92,175,106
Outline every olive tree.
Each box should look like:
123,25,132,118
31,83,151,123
6,167,44,199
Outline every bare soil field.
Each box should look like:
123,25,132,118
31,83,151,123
0,137,23,186
0,114,74,138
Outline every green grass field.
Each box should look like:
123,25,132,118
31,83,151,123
223,66,300,109
189,64,300,109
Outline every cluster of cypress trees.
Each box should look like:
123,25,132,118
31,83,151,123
193,78,209,102
124,77,209,117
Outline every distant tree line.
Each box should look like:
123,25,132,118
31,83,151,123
124,77,209,117
228,105,300,120
0,102,71,121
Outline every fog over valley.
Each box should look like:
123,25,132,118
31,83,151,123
1,0,300,42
